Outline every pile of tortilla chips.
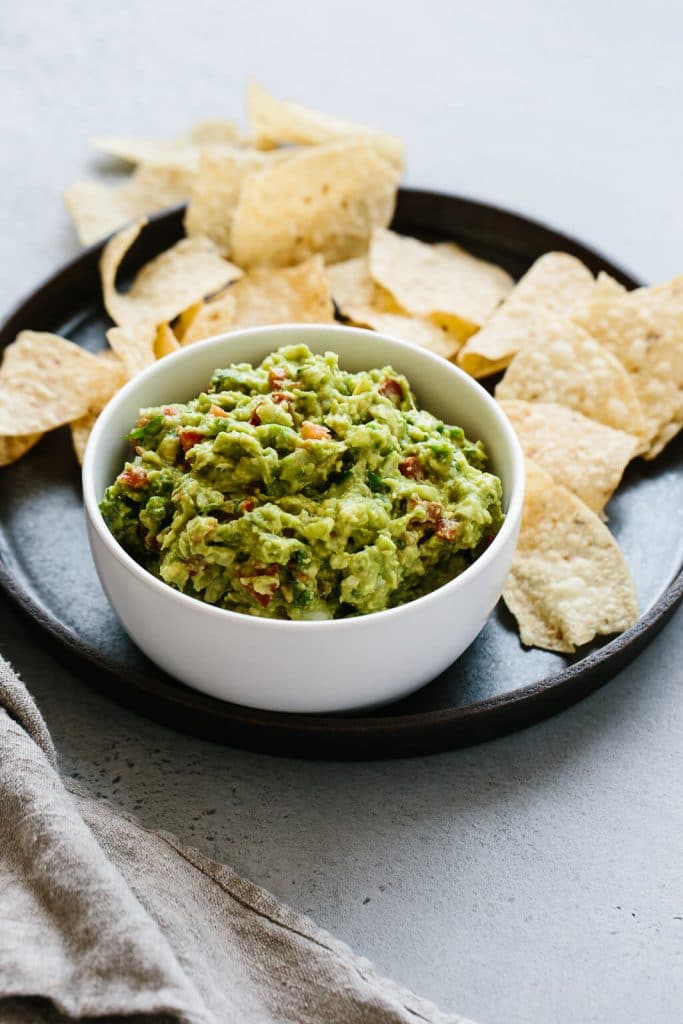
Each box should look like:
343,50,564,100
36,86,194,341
481,255,683,652
2,81,683,655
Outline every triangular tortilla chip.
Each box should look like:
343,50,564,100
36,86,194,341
0,433,42,467
184,148,289,257
369,228,513,340
93,136,199,171
65,164,196,246
100,218,241,331
495,313,647,444
109,323,182,375
229,257,334,328
325,256,399,314
343,307,460,360
181,293,237,346
326,256,376,309
230,139,400,268
573,282,683,458
499,400,638,514
457,252,595,377
247,80,404,169
650,275,683,303
106,325,156,379
93,119,241,170
326,255,463,355
189,119,243,147
0,332,117,436
70,410,99,465
70,349,127,463
503,460,638,652
568,271,627,324
591,271,627,302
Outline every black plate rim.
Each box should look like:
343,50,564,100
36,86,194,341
1,190,681,759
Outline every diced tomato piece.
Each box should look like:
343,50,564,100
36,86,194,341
239,498,256,513
209,404,229,418
117,465,148,489
250,403,263,426
271,391,292,405
409,498,443,524
379,377,403,404
238,563,280,608
162,406,179,417
178,429,203,453
301,421,331,441
399,455,424,480
435,518,460,542
268,367,291,390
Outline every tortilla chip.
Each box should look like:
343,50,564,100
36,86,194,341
325,255,460,355
457,252,595,377
0,332,115,436
247,80,404,169
460,305,569,378
70,350,127,463
650,275,683,303
228,256,334,329
95,347,129,380
189,119,242,146
65,181,127,247
573,283,683,458
184,148,272,257
325,256,399,314
154,323,181,359
344,308,460,360
181,292,237,346
230,139,400,268
503,460,638,653
499,400,639,514
0,433,42,467
495,313,647,443
101,218,241,331
592,271,627,301
93,136,200,171
326,256,376,308
70,409,99,465
569,271,627,324
65,164,196,246
106,325,156,378
94,120,241,169
174,302,204,342
369,229,513,340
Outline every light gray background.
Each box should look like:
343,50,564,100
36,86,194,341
1,2,681,1022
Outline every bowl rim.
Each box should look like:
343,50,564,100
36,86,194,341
83,322,525,631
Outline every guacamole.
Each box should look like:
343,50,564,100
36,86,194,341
100,345,504,619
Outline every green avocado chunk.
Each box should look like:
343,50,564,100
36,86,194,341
100,344,504,619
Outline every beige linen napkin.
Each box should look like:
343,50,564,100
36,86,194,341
0,653,470,1024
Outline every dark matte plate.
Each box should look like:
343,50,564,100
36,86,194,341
1,191,682,759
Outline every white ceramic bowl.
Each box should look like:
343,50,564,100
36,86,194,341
83,324,524,713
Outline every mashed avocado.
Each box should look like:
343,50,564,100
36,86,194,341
100,345,504,619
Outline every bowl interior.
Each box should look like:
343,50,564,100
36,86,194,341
86,325,521,528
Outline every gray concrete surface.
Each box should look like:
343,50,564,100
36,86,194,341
1,2,682,1021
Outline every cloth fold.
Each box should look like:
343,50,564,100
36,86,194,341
0,654,468,1024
